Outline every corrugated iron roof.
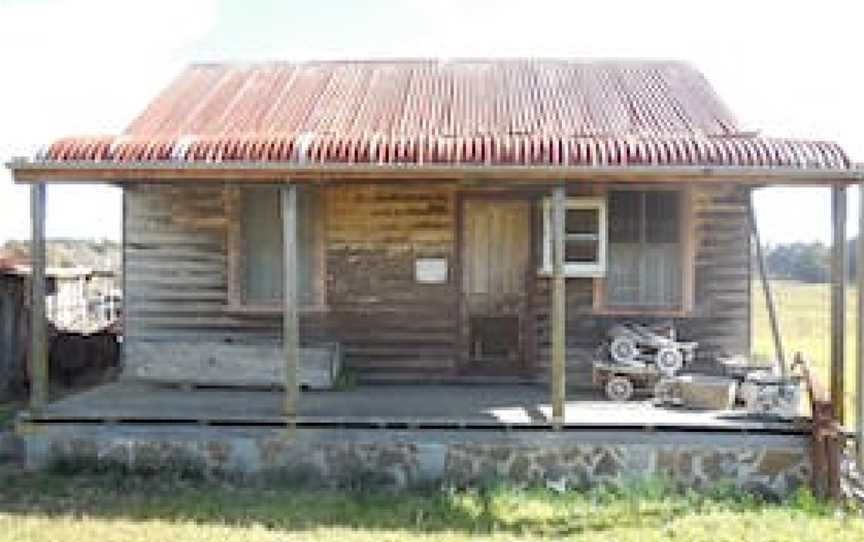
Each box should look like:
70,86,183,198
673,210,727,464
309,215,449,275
36,60,851,169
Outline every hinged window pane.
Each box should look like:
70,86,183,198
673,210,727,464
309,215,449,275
542,197,607,277
606,190,681,307
646,191,680,243
566,208,599,235
243,188,283,304
241,186,318,305
609,192,641,243
565,239,599,263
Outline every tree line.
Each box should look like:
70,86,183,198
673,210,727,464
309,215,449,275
764,239,859,283
0,238,121,270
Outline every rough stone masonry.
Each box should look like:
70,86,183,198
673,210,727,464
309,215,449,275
20,424,811,497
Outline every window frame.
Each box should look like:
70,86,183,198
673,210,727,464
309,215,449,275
540,196,608,277
592,184,695,316
225,185,327,314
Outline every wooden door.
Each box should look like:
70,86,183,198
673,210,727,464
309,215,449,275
461,199,532,373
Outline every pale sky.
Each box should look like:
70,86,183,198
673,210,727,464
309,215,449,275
1,0,862,243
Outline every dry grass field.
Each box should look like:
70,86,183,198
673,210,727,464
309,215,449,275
751,280,860,426
0,468,862,542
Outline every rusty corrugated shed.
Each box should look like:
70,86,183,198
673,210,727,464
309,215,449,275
38,60,850,169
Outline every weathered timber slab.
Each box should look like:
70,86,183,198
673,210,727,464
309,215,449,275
124,342,342,389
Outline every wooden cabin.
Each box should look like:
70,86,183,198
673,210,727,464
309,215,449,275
119,166,744,387
8,59,860,418
10,61,864,493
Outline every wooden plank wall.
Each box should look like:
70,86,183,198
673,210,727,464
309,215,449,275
124,184,327,384
326,185,458,379
123,182,749,386
683,184,752,360
123,183,457,383
531,184,751,387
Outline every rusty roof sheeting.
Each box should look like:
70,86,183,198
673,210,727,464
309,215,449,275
40,133,849,169
34,60,852,169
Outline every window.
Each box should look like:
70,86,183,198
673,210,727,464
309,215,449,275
606,190,682,308
542,197,607,277
229,186,323,308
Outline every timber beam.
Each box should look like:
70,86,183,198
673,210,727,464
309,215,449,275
281,184,300,418
830,186,847,424
29,183,48,410
858,181,864,467
550,185,566,427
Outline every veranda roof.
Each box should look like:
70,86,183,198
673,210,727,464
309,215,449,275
8,59,859,182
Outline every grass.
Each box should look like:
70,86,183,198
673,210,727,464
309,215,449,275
0,403,20,429
751,280,860,426
0,467,862,542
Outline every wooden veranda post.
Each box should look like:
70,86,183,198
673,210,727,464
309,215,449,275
281,184,300,418
29,182,48,410
830,185,847,424
858,181,864,467
798,352,843,500
551,185,566,427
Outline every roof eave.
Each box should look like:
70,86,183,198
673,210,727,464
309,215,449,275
7,160,864,185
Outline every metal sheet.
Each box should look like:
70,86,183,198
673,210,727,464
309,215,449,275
34,60,851,170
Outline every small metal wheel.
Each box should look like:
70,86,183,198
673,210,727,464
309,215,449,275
605,376,635,401
653,378,677,405
610,337,638,364
655,347,684,376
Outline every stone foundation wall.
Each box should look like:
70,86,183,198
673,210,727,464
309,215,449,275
444,443,808,496
22,425,810,497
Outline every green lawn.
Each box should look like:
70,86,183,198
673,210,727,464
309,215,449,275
0,468,862,542
751,280,860,426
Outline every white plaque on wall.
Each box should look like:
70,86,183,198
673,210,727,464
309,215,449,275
415,258,448,284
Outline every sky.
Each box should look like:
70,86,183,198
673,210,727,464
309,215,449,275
0,0,862,244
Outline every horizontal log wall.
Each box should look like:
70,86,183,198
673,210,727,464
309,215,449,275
682,184,751,360
123,185,329,385
326,185,458,378
123,182,750,386
123,183,457,383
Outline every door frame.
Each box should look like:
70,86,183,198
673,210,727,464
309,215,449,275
455,191,539,377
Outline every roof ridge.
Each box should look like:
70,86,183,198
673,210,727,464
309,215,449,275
187,58,695,69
